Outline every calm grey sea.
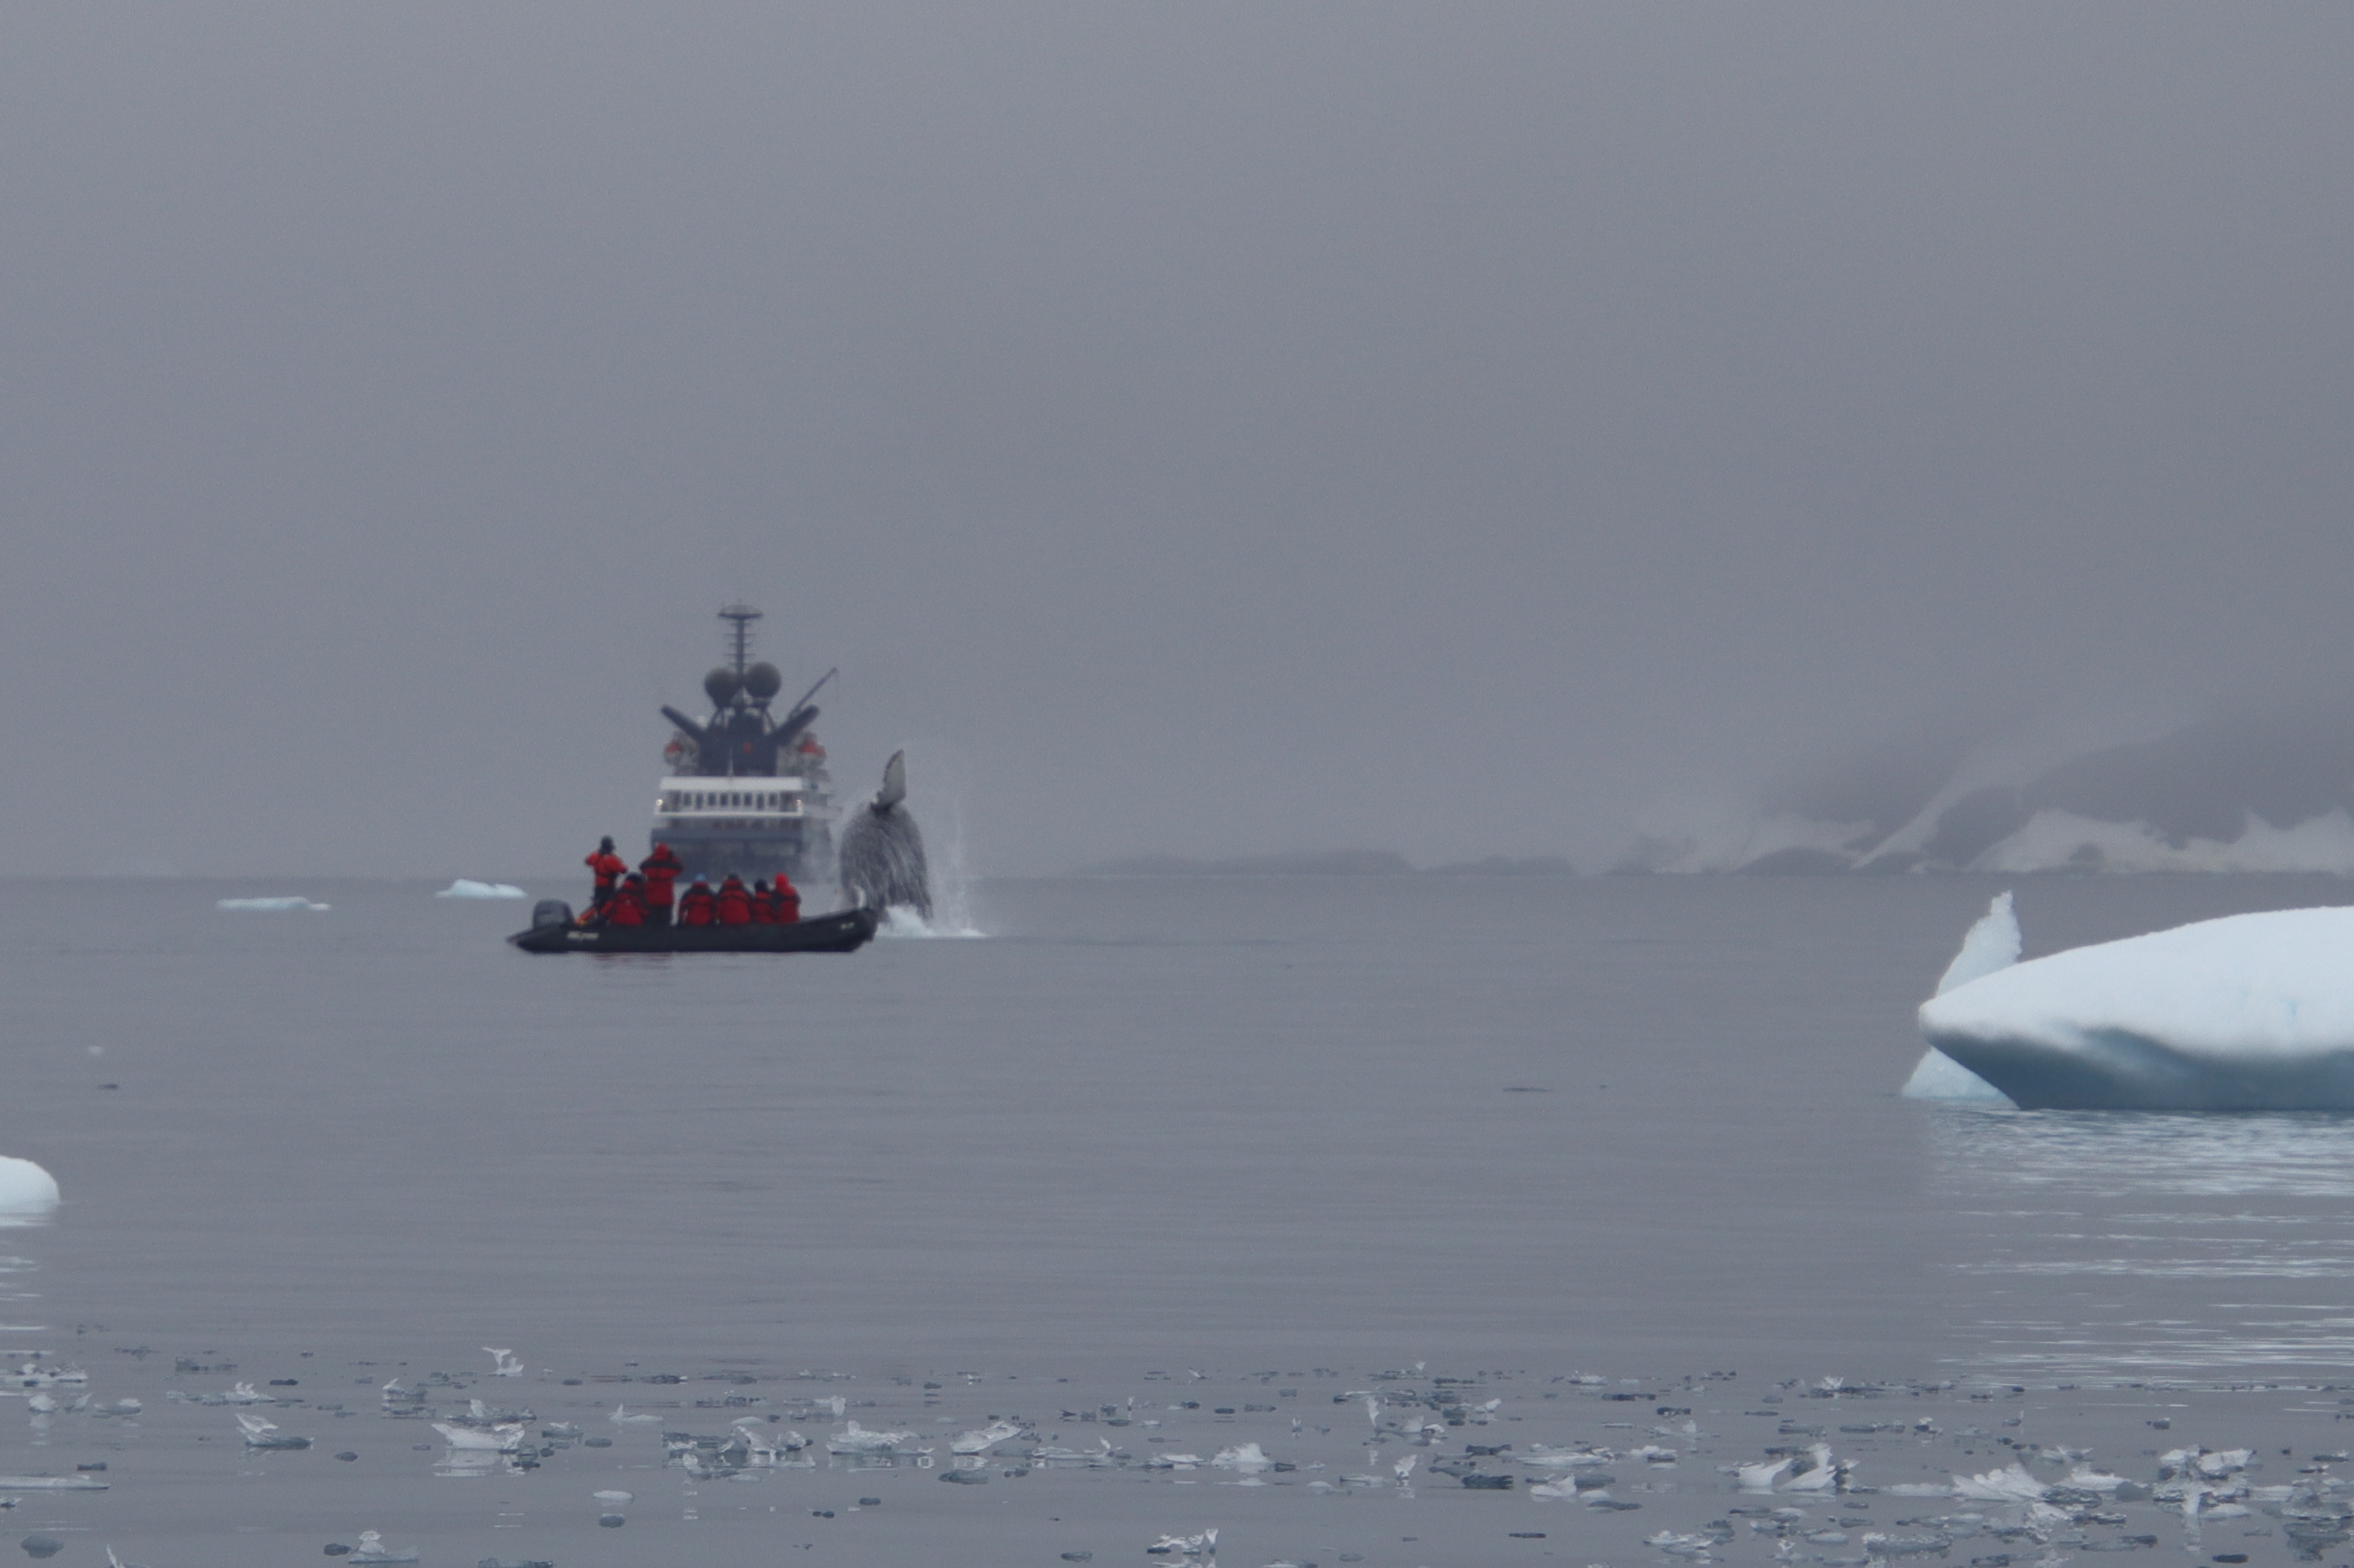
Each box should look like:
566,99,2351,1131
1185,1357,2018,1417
7,873,2354,1565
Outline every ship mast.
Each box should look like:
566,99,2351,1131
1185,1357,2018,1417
719,602,762,677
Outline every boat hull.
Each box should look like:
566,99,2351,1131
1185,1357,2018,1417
508,908,879,956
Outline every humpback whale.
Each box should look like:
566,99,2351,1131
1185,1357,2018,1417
838,750,932,917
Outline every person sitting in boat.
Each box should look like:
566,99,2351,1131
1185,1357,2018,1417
767,873,801,925
603,873,649,927
715,873,754,926
584,836,627,912
639,842,682,927
749,879,779,925
678,875,716,927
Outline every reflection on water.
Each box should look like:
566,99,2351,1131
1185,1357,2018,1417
1928,1107,2354,1381
0,1250,40,1334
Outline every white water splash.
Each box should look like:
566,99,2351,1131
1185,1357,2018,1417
874,784,984,937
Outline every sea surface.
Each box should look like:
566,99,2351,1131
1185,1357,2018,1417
6,872,2354,1565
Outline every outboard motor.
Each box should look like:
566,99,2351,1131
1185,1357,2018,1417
530,898,574,930
838,750,932,918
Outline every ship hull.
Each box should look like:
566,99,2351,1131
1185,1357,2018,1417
655,822,834,886
508,908,878,956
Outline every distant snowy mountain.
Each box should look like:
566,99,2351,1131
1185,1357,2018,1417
1620,714,2354,874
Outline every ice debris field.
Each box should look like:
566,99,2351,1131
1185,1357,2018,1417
1909,896,2354,1112
10,1346,2354,1567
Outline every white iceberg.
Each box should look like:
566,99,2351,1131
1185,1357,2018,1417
1903,892,2019,1102
0,1157,59,1218
217,896,328,912
951,1419,1024,1454
826,1420,918,1454
1953,1462,2047,1502
436,880,526,900
1919,904,2354,1110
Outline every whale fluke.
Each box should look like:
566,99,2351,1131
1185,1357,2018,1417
838,750,932,917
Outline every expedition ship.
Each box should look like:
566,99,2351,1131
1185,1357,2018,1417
651,605,838,884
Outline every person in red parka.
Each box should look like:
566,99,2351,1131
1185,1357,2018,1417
768,872,801,925
604,873,649,927
748,879,779,925
678,876,716,927
584,836,627,912
639,842,682,926
715,873,753,926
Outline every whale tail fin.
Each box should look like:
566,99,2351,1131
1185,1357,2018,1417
876,750,907,811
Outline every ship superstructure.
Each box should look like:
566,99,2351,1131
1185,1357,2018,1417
652,605,838,883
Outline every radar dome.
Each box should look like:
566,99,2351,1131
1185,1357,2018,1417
703,667,743,705
743,662,783,700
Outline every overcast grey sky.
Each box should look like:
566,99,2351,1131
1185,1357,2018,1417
2,4,2348,876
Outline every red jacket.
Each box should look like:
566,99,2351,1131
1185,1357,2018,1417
605,886,647,926
639,845,682,906
769,882,801,925
715,879,753,926
678,885,716,927
749,886,779,925
585,849,627,892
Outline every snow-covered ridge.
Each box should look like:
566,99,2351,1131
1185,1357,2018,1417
1622,714,2354,875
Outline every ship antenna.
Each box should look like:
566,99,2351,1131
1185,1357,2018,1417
719,603,762,677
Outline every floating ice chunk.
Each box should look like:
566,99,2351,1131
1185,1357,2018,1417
828,1420,918,1454
1530,1472,1586,1499
346,1530,419,1565
2063,1465,2130,1492
1953,1463,2047,1502
1210,1443,1274,1472
222,1382,269,1404
608,1404,659,1424
217,896,328,912
1145,1528,1216,1557
1901,1048,2012,1102
1737,1456,1793,1491
593,1489,633,1504
0,1157,59,1219
952,1419,1025,1454
483,1346,524,1377
237,1411,311,1449
433,1421,527,1452
1783,1444,1851,1492
1919,905,2354,1110
438,881,527,900
1938,893,2022,995
0,1475,105,1491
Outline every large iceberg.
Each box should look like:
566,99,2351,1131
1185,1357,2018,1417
1901,893,2018,1102
1917,904,2354,1111
0,1155,60,1218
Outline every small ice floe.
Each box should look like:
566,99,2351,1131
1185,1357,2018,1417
1145,1528,1218,1557
438,881,527,900
1524,1444,1613,1470
1529,1472,1587,1501
1630,1443,1679,1465
593,1489,633,1505
1030,1438,1121,1467
2160,1446,2253,1480
1211,1443,1275,1473
1861,1532,1955,1559
25,1393,57,1415
1738,1456,1795,1491
828,1420,918,1455
1782,1444,1854,1492
217,896,328,912
0,1475,105,1492
1143,1452,1204,1470
221,1381,271,1404
1393,1453,1418,1485
608,1403,660,1424
433,1421,527,1453
952,1419,1026,1455
0,1157,60,1220
821,1395,848,1417
346,1530,419,1564
1953,1463,2047,1503
483,1346,525,1377
1648,1529,1722,1560
2062,1464,2132,1493
466,1397,533,1424
238,1412,312,1449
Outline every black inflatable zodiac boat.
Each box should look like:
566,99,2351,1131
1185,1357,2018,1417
508,900,879,955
